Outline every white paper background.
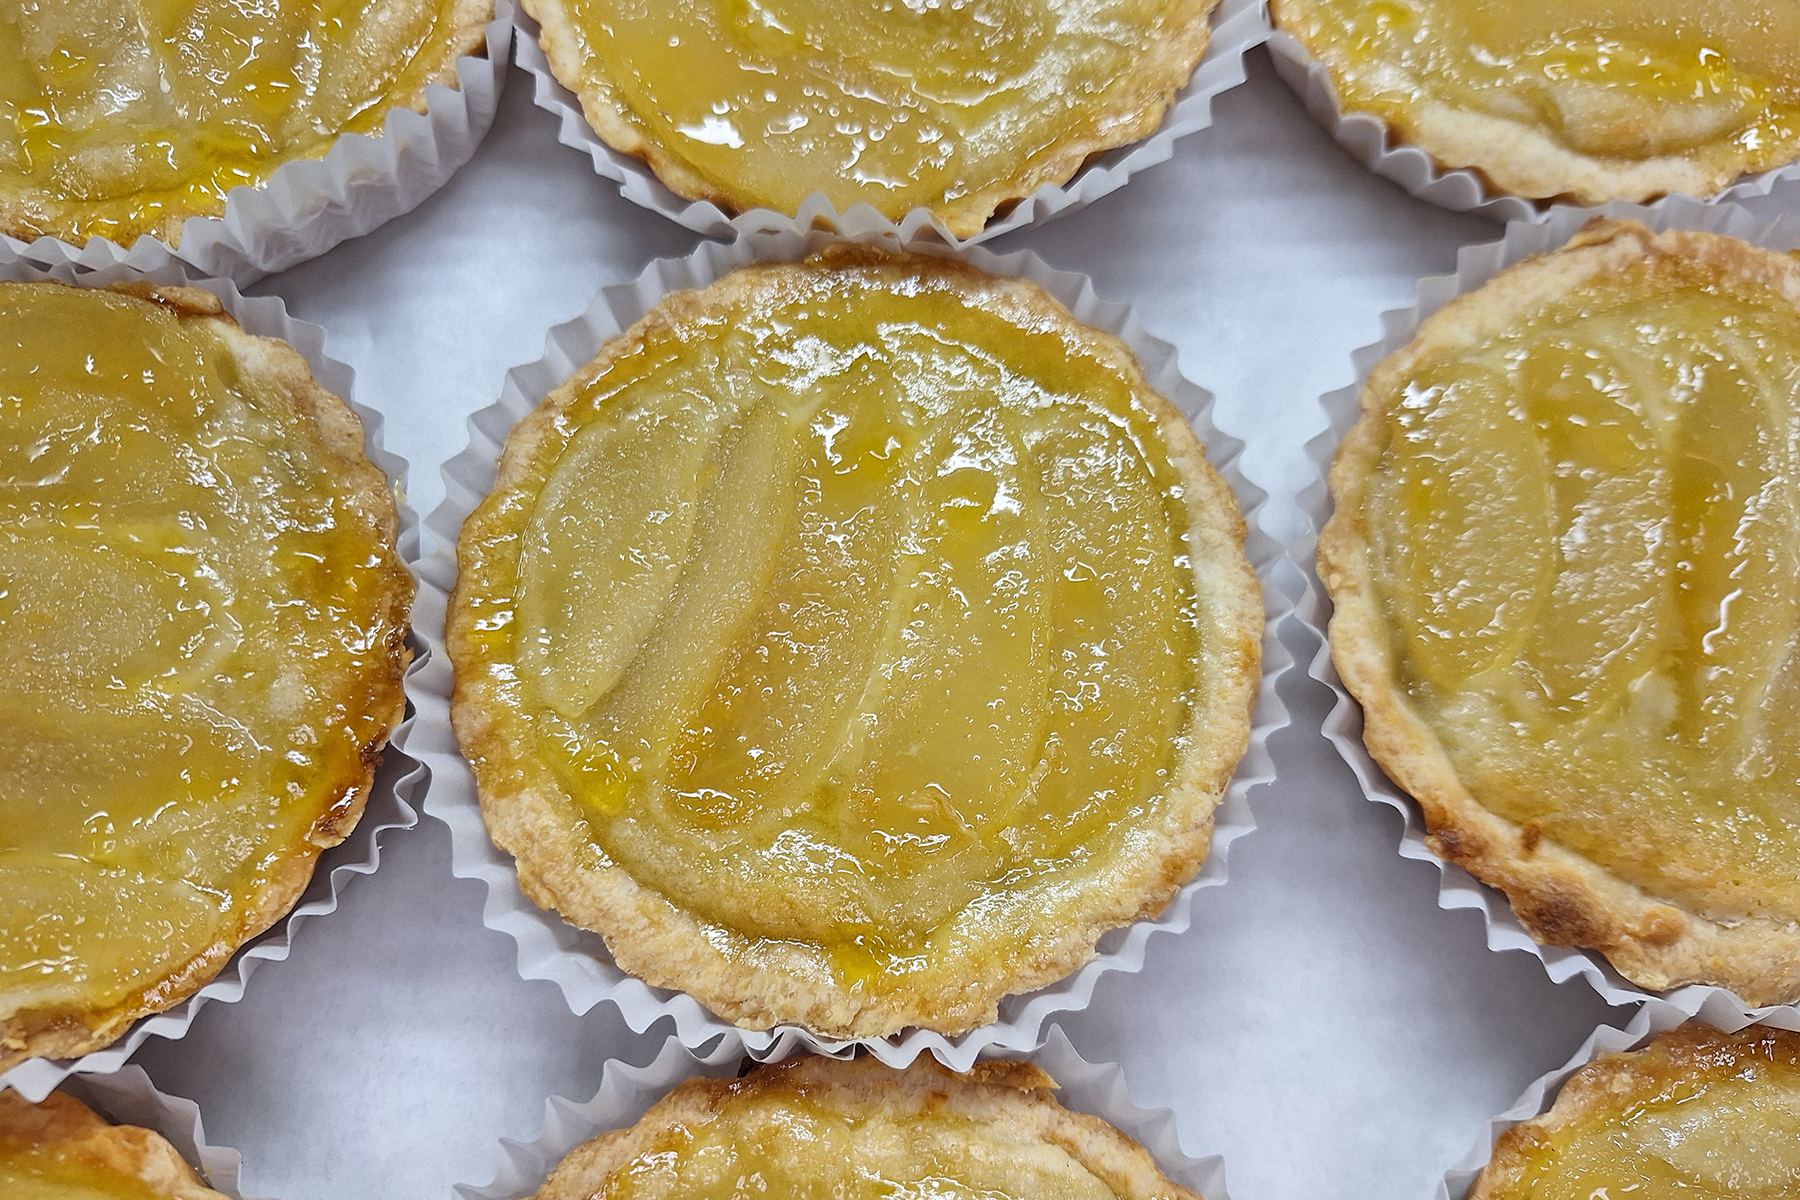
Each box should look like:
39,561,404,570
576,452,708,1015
105,46,1800,1200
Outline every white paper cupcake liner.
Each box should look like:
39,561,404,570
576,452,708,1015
54,1065,273,1200
414,228,1294,1069
1266,23,1800,224
0,0,513,286
1294,197,1800,1017
513,0,1268,246
456,1027,1229,1200
0,250,426,1103
1439,996,1800,1200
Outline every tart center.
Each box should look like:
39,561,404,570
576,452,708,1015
0,282,401,1022
1289,0,1800,167
483,272,1202,968
0,0,471,242
0,1140,171,1200
1364,253,1800,925
564,0,1204,220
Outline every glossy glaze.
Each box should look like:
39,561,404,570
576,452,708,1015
0,0,474,243
560,0,1209,227
458,263,1209,995
1363,251,1800,926
601,1088,1116,1200
1485,1026,1800,1199
1280,0,1800,192
0,1146,169,1200
0,282,404,1032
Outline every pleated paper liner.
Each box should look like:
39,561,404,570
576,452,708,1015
414,228,1295,1068
512,0,1269,246
1294,197,1800,1018
0,249,427,1102
457,1027,1230,1200
1266,20,1800,224
0,0,514,286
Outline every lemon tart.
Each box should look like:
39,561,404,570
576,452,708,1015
1471,1023,1800,1200
0,1089,225,1200
1271,0,1800,204
0,0,494,248
534,1055,1200,1200
448,247,1262,1038
0,280,414,1069
1320,219,1800,1004
522,0,1220,237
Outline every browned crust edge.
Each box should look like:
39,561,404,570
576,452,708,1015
1317,218,1800,1006
447,246,1263,1039
1469,1023,1800,1199
1268,0,1793,206
0,280,414,1071
0,0,495,248
521,0,1220,238
0,1089,227,1200
532,1055,1201,1200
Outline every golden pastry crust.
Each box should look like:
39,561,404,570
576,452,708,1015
0,0,494,249
449,246,1262,1038
534,1055,1201,1200
1269,0,1800,205
1319,219,1800,1005
522,0,1219,238
0,1089,225,1199
1469,1023,1800,1200
0,282,414,1071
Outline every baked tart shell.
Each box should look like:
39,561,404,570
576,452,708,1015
1319,219,1800,1006
0,282,415,1071
449,247,1263,1039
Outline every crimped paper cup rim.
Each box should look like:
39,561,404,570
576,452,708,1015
56,1065,274,1200
455,1026,1230,1200
1264,20,1800,224
512,0,1268,246
1439,996,1800,1200
0,251,426,1102
414,228,1294,1069
1293,197,1800,1017
0,0,514,285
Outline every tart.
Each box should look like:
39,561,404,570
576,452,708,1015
1471,1023,1800,1200
1319,219,1800,1004
522,0,1220,237
1270,0,1800,204
533,1055,1200,1200
0,1088,225,1200
0,0,494,248
448,247,1262,1038
0,280,414,1070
